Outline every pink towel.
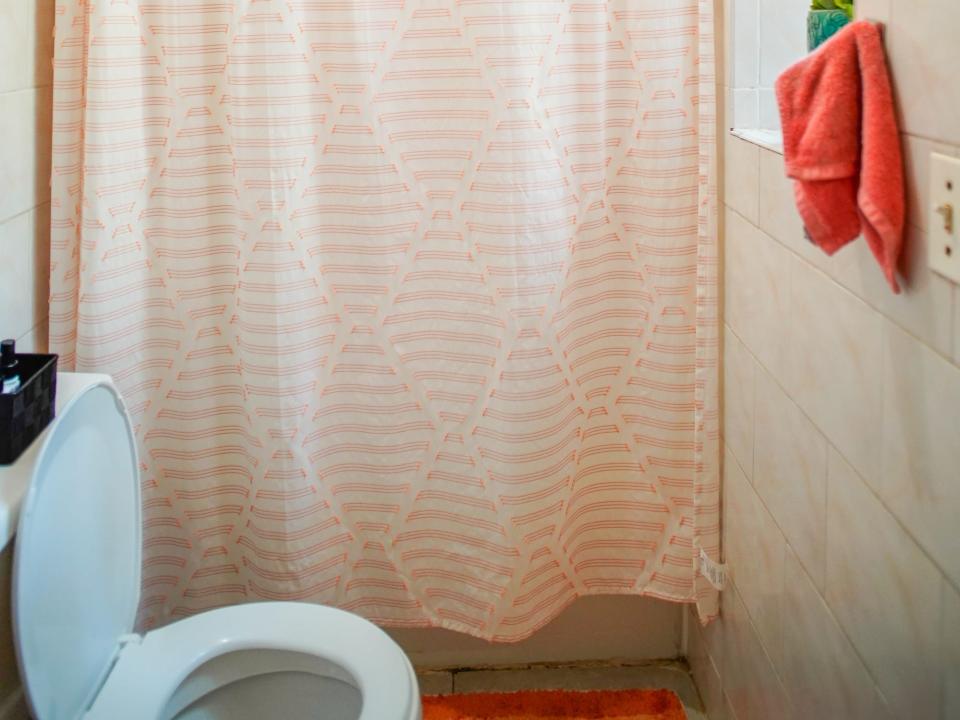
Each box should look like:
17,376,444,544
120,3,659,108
776,21,904,293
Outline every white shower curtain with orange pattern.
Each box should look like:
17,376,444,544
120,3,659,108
50,0,720,639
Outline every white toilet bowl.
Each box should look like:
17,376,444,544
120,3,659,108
10,375,421,720
88,602,420,720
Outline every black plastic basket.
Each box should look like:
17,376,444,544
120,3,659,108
0,353,58,465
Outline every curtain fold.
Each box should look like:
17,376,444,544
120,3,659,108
50,0,720,639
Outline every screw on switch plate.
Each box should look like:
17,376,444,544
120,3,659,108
928,154,960,285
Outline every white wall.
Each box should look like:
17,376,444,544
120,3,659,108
690,1,960,719
0,0,53,352
729,0,809,130
0,2,53,715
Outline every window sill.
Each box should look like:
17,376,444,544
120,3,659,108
731,128,784,155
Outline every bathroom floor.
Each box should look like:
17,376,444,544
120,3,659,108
416,661,707,719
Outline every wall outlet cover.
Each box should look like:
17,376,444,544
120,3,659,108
928,153,960,285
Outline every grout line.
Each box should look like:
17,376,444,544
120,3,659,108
720,578,794,715
898,128,960,150
938,579,949,718
722,688,739,720
18,315,49,343
813,451,895,708
0,199,52,230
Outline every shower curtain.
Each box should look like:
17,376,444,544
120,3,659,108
50,0,720,639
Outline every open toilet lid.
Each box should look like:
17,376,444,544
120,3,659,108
12,378,141,720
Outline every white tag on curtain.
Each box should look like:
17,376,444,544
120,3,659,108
698,548,727,591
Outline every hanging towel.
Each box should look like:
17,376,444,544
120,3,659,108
775,20,904,293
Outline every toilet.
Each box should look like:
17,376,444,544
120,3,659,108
10,375,421,720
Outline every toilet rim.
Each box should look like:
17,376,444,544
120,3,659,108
85,602,419,720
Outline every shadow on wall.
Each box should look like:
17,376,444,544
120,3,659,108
0,546,20,716
388,596,684,669
29,0,54,355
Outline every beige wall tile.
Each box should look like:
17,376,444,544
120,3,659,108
753,367,827,591
785,257,884,485
687,609,728,720
17,318,49,354
693,558,725,674
0,0,54,94
826,238,890,310
825,449,942,720
724,135,760,224
723,447,784,668
887,2,960,145
0,87,52,224
878,225,955,359
880,321,960,589
0,3,29,95
708,5,960,720
830,225,955,359
855,0,890,23
781,549,894,720
722,326,755,476
757,149,830,271
721,694,737,720
0,203,50,342
944,581,960,720
724,208,791,380
720,585,791,720
955,288,960,366
0,212,36,340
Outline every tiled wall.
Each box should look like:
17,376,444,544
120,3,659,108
729,0,808,130
0,2,54,716
688,2,960,719
0,0,53,351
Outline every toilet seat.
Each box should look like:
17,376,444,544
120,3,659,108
86,602,419,720
11,376,419,720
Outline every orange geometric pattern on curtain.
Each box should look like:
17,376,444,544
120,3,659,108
49,0,720,640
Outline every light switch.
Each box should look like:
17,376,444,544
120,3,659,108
928,153,960,284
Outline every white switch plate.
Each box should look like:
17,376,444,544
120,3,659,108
928,153,960,284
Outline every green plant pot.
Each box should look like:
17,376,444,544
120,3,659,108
808,9,851,51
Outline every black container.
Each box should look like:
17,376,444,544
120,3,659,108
0,353,58,464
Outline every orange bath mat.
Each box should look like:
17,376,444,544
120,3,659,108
422,689,687,719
